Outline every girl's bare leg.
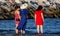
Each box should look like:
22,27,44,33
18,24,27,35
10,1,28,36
37,25,40,33
16,24,18,34
40,25,43,33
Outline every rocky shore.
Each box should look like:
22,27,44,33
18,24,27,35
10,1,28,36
0,2,60,20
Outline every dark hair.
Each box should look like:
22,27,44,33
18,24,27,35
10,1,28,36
36,5,43,11
15,5,20,10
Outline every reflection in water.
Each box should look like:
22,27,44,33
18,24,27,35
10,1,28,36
19,34,25,36
36,34,43,36
0,33,60,36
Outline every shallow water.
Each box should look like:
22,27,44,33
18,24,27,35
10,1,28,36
0,30,60,36
0,18,60,34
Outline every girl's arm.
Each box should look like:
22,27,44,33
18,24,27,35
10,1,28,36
17,11,21,20
35,14,36,22
41,13,44,22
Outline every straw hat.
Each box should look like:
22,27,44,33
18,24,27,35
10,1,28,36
20,3,28,9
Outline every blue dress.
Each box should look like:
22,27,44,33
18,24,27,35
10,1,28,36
17,9,28,30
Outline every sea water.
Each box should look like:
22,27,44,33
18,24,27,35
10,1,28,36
0,18,60,33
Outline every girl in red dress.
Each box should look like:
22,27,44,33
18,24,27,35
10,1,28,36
35,5,44,33
14,6,20,34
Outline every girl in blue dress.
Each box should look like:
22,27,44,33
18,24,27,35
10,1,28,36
17,3,28,34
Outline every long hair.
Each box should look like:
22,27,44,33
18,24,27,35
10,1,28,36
36,5,43,11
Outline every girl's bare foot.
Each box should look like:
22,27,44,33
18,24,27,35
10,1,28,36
22,30,25,34
20,30,23,34
20,30,25,34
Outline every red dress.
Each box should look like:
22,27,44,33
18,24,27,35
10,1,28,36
35,10,43,26
15,11,20,24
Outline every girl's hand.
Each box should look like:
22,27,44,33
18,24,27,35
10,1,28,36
35,14,36,23
43,18,44,22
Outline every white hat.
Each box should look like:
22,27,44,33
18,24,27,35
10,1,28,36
20,3,28,9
